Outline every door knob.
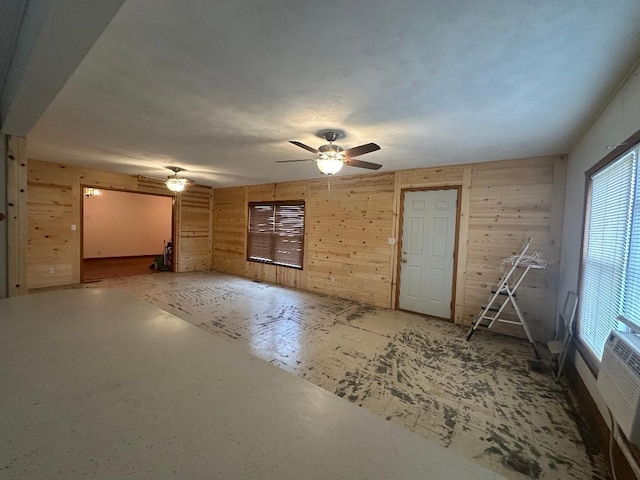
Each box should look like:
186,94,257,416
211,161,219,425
402,258,407,263
402,250,408,254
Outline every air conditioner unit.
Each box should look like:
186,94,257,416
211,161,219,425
596,330,640,445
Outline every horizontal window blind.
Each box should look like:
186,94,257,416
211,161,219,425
248,205,275,262
579,148,638,359
248,201,304,269
624,160,640,324
273,204,304,267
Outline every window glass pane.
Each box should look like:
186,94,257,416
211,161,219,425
579,150,636,359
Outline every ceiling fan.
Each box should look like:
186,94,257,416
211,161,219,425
141,166,195,192
277,131,382,175
164,166,195,192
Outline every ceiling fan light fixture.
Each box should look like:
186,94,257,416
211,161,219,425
282,131,381,173
166,177,187,192
316,158,344,175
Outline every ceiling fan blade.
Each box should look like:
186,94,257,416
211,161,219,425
344,158,382,170
139,174,167,182
343,142,381,158
275,159,315,163
289,141,319,154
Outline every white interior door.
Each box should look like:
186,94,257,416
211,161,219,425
399,189,457,318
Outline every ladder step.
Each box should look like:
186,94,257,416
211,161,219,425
481,304,502,313
491,289,516,297
547,340,563,356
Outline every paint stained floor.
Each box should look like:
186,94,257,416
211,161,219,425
81,271,609,480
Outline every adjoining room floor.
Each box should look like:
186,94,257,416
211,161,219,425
82,271,609,480
82,255,161,282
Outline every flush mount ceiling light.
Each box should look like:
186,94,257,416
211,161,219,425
277,130,382,176
166,166,188,192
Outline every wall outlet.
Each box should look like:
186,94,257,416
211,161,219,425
48,266,55,274
388,237,396,245
71,224,77,231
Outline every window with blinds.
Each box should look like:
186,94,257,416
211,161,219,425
247,201,305,269
580,146,639,360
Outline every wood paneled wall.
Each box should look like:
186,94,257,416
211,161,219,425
27,159,213,289
7,136,28,296
213,182,307,290
212,186,246,277
24,155,564,339
211,155,566,340
465,157,565,340
306,173,395,306
175,185,214,272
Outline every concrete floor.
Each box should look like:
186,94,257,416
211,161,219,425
3,289,505,480
78,271,609,480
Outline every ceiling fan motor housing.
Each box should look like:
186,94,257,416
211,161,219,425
322,131,340,143
318,143,345,159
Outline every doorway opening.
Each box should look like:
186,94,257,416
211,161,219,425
81,188,174,282
397,187,461,320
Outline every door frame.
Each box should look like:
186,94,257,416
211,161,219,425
395,186,462,320
79,186,177,282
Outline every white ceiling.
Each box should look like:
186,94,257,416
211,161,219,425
0,0,27,97
26,0,640,187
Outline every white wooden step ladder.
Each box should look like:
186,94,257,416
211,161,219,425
466,237,546,358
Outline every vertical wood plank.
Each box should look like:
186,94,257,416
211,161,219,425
243,186,248,266
208,188,214,270
454,165,472,324
301,180,311,290
389,171,401,308
72,169,81,284
173,192,182,272
7,136,27,296
545,155,567,336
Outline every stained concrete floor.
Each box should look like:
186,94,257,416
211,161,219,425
77,271,609,480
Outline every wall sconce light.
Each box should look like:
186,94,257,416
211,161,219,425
84,188,100,198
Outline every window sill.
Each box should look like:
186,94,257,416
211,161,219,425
573,337,600,379
247,258,303,270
